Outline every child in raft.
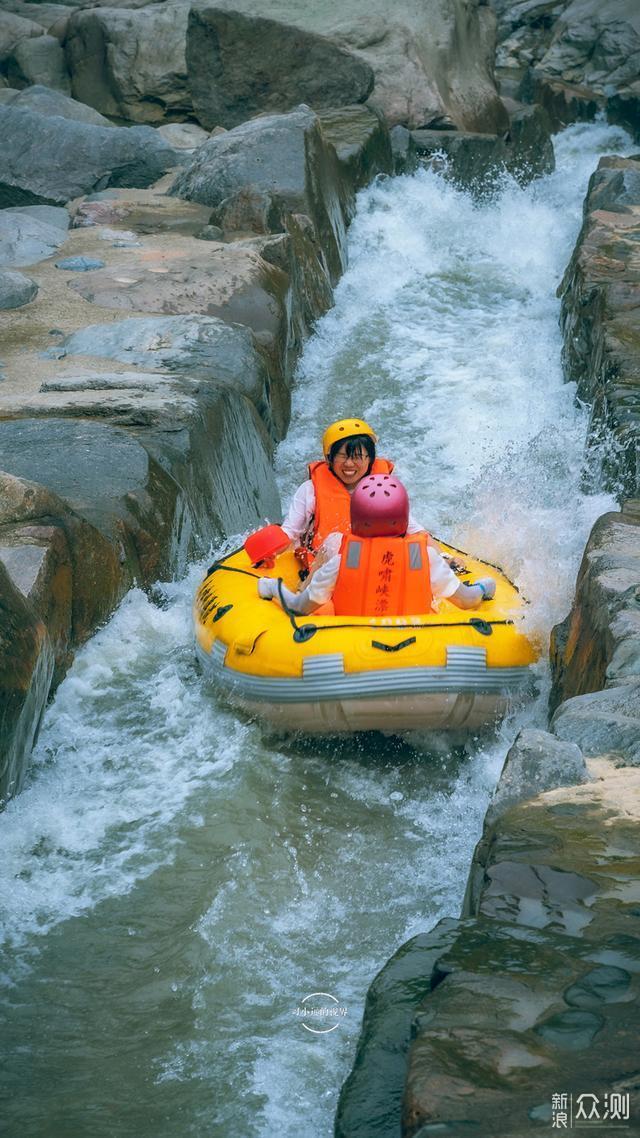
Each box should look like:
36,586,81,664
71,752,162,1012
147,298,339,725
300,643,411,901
281,416,447,569
258,473,496,616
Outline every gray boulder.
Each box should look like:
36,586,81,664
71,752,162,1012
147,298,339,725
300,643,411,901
186,6,374,130
7,32,70,92
0,270,38,308
412,129,511,190
558,162,640,496
0,470,121,688
65,2,192,123
0,4,72,35
183,0,507,133
156,121,209,151
551,506,640,708
170,106,349,281
539,0,640,94
504,99,555,178
0,11,42,65
0,210,67,267
412,98,554,191
11,203,70,229
5,83,113,125
389,124,418,175
317,104,392,198
174,106,316,211
552,682,640,765
485,728,589,827
495,0,640,136
0,417,183,584
0,105,182,207
586,161,640,213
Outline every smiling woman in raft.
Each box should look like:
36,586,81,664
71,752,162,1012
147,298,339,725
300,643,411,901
257,472,496,617
280,417,422,573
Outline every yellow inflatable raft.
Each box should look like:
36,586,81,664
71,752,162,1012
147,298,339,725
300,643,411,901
194,543,539,733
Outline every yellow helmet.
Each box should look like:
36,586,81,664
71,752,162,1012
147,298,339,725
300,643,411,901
322,418,377,459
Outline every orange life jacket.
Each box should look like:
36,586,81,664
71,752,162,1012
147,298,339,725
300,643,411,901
331,533,434,617
306,458,394,551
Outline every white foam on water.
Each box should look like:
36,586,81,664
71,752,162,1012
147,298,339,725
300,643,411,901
0,557,253,955
0,119,635,1136
276,120,633,652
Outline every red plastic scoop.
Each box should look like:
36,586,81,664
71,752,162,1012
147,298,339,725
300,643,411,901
244,524,290,567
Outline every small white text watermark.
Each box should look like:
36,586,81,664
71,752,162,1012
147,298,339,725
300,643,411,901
551,1092,630,1128
293,992,348,1034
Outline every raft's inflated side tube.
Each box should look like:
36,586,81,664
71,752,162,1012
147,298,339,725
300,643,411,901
194,544,539,734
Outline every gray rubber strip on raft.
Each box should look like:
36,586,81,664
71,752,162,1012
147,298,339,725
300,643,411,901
196,642,536,704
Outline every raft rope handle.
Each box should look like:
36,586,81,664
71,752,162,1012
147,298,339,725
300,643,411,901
372,637,417,653
213,604,233,623
203,561,514,637
205,561,256,580
276,578,301,634
311,619,511,633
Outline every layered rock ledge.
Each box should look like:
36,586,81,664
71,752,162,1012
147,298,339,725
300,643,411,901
0,101,392,804
336,150,640,1136
559,155,640,500
53,0,508,134
493,0,640,138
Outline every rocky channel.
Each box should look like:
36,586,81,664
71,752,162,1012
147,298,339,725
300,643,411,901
336,10,640,1130
0,0,555,803
0,0,639,1134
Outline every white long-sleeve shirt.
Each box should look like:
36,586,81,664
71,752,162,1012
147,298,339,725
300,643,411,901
278,531,461,612
281,478,424,543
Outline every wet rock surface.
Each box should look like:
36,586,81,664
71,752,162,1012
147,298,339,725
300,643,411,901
0,417,184,580
339,760,640,1136
0,469,128,803
494,0,640,136
550,504,640,707
335,920,462,1138
483,727,589,828
411,98,555,191
0,558,53,806
400,766,640,1136
558,154,640,498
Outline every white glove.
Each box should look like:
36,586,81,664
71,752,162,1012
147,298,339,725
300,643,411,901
475,577,496,600
258,577,279,600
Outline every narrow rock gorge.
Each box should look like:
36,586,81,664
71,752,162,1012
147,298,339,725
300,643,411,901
0,2,638,1136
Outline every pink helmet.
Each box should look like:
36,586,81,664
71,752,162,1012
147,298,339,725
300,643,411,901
350,475,409,538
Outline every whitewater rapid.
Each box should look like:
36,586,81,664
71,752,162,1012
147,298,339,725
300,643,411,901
0,120,633,1138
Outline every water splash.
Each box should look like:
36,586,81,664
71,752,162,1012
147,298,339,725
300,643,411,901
0,120,634,1138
